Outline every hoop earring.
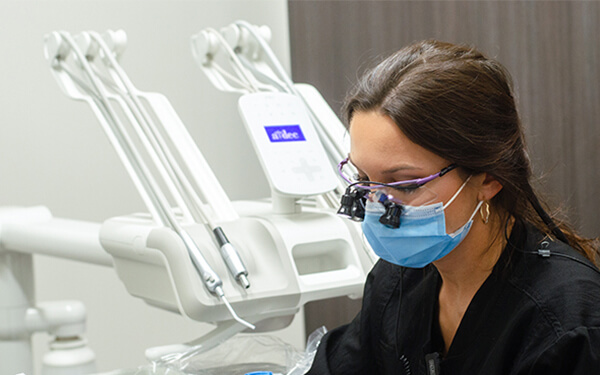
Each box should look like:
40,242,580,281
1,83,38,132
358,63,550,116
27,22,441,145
480,201,491,224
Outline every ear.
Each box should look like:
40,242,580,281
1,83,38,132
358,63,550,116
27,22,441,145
476,173,503,201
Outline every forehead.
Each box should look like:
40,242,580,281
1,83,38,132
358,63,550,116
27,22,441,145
348,111,447,173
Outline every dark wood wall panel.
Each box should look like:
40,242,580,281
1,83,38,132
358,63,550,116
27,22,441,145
288,0,599,336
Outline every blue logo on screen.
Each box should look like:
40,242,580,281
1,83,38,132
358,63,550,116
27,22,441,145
264,125,306,142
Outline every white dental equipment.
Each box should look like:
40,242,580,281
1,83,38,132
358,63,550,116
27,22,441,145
237,91,338,212
191,26,341,213
191,21,352,211
44,30,253,330
0,27,372,375
86,30,251,290
191,22,374,264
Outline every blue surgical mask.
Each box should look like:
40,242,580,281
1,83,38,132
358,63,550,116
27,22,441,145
362,177,482,268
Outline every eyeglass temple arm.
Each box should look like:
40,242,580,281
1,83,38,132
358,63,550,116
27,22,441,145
339,158,457,188
439,164,457,176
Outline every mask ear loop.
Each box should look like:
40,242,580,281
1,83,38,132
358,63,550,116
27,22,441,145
468,201,485,222
443,175,484,225
443,175,472,209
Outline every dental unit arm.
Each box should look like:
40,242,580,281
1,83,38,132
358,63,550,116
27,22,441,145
0,27,372,374
191,22,357,219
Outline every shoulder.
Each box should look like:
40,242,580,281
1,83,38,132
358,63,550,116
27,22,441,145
506,224,600,336
490,225,600,373
528,326,600,373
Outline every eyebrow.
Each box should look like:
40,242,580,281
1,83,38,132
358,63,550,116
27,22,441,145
348,155,422,176
380,164,422,175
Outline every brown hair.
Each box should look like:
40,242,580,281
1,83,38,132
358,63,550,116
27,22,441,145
343,40,599,265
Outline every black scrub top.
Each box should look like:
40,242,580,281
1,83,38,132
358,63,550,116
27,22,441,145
306,221,600,375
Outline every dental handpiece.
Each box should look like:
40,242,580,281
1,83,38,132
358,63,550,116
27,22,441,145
212,227,250,289
179,230,223,294
178,229,254,330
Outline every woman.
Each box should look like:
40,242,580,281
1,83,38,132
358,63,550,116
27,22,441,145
307,40,600,374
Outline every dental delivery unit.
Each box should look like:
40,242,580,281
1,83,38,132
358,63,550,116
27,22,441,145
0,23,375,375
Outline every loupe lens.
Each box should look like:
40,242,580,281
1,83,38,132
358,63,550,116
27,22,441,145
379,201,402,228
337,190,355,218
350,198,365,221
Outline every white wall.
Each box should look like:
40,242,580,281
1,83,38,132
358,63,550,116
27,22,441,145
0,1,306,373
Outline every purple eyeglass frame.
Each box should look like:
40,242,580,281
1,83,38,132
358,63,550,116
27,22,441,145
337,157,456,190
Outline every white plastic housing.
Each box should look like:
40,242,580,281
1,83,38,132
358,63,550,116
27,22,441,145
100,201,367,325
238,92,338,197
